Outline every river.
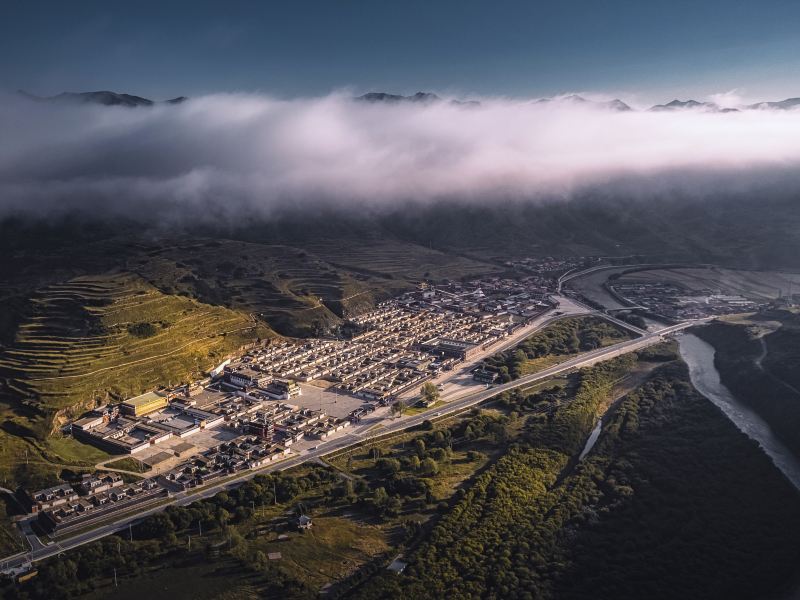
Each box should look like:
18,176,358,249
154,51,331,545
677,332,800,491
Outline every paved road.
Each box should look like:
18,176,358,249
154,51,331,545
0,313,700,572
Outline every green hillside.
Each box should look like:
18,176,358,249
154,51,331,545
0,273,271,489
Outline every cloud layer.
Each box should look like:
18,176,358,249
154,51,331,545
2,91,800,224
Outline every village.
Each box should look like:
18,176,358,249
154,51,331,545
13,274,556,538
607,280,762,320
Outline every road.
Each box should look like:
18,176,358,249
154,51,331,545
0,308,700,572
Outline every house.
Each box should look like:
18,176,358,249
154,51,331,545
17,484,78,514
78,473,124,495
472,368,498,384
225,367,271,389
120,391,169,417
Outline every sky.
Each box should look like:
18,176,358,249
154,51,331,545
3,0,800,103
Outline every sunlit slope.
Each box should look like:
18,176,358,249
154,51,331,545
0,273,271,415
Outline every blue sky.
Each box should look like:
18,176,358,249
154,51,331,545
3,0,800,103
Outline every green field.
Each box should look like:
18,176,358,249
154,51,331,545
104,457,151,474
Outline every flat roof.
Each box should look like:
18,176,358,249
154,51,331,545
123,391,167,407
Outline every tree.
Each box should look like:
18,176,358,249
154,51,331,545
414,439,427,458
386,496,403,517
377,457,402,474
421,457,439,476
421,382,440,405
372,487,390,514
431,447,448,463
137,512,175,539
251,550,269,572
391,401,404,417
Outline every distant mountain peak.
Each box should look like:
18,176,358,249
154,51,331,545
648,98,739,112
17,90,187,107
357,91,441,103
650,99,707,111
535,94,631,111
747,97,800,111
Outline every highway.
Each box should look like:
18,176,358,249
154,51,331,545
0,308,699,572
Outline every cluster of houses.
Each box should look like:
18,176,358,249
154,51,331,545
347,402,377,424
16,473,165,533
159,436,291,491
397,276,554,320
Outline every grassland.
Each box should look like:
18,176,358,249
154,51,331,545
0,500,24,558
82,558,263,600
248,515,389,590
103,457,151,474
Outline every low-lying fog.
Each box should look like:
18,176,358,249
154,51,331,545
2,91,800,223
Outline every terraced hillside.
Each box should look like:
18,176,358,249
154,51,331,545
0,273,270,413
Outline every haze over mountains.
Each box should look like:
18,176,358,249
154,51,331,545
16,89,800,112
4,87,800,264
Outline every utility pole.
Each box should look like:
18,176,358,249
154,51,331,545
129,523,133,542
198,520,202,537
113,567,118,588
188,535,191,550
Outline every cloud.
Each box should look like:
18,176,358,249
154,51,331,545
2,90,800,224
706,89,748,108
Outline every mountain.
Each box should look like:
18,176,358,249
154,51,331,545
602,98,633,111
648,99,739,113
650,99,714,111
357,91,441,103
18,90,187,107
747,97,800,110
356,91,481,106
16,88,800,113
535,94,631,111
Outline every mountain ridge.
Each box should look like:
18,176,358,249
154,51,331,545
17,89,187,107
15,89,800,112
